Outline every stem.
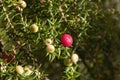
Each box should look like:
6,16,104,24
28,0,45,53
1,0,14,28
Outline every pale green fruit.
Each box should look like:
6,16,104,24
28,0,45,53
44,38,53,45
46,45,55,53
18,0,27,8
30,24,39,33
24,67,32,76
71,53,79,63
16,65,24,75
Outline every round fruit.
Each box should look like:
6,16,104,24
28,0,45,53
46,45,55,53
64,59,73,66
40,0,46,3
71,53,79,63
44,38,53,45
24,67,32,76
16,65,24,75
30,24,38,33
60,34,73,47
18,0,27,8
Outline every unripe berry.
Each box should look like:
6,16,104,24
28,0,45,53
24,67,32,76
60,34,73,47
18,0,27,8
64,59,73,66
16,65,24,75
30,24,38,33
71,53,79,63
46,45,55,53
44,38,53,45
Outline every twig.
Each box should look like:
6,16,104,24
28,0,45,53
1,0,14,28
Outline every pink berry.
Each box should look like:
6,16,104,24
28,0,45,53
60,34,73,47
40,0,46,3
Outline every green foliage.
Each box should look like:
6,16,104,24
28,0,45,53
0,0,120,80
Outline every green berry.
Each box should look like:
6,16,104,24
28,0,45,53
64,59,73,66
